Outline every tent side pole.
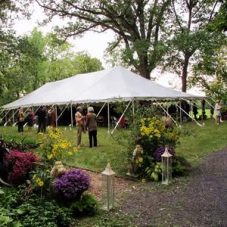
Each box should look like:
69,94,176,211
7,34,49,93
179,102,182,125
107,102,110,134
70,103,73,127
176,102,203,126
132,100,135,117
111,101,132,134
12,110,15,124
97,102,106,118
57,104,69,121
156,102,179,127
55,106,58,127
3,109,14,126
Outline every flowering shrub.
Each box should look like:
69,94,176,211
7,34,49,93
38,128,77,164
53,169,90,201
128,106,182,181
5,150,39,185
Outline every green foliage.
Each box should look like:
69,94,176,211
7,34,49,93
2,135,38,150
70,194,98,217
0,207,22,227
172,156,191,177
72,52,103,74
14,198,72,227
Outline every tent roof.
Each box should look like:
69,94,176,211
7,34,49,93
2,66,202,110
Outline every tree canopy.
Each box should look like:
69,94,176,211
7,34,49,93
0,29,103,106
36,0,172,79
36,0,226,92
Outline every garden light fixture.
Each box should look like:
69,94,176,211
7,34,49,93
101,163,115,211
161,146,172,185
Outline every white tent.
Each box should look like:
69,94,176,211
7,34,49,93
2,66,199,110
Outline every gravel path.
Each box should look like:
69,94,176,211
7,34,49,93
120,150,227,226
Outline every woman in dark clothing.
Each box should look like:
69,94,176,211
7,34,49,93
37,106,47,133
26,108,35,130
17,107,24,133
86,106,97,148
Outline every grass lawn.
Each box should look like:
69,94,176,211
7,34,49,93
1,118,227,174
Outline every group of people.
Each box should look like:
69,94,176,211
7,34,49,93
75,106,97,149
16,105,97,148
17,106,56,133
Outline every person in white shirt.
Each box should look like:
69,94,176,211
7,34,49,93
214,100,222,125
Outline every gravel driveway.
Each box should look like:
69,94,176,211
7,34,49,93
119,150,227,226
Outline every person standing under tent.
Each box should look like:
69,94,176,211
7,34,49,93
26,108,35,130
17,107,25,133
75,106,85,149
48,107,57,128
37,106,48,133
86,106,97,148
214,100,222,125
201,99,206,120
192,102,198,120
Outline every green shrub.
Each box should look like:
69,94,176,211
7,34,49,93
0,208,22,227
172,156,191,177
70,194,98,217
3,136,38,150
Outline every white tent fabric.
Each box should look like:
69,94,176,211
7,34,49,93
2,66,200,110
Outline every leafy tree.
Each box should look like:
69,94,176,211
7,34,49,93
17,29,47,90
36,0,172,79
0,0,31,28
208,0,227,32
190,45,227,100
163,0,225,92
72,52,103,74
0,29,103,105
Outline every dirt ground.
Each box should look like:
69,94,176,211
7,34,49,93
86,149,227,226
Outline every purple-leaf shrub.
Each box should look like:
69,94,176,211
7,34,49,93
53,168,90,200
153,147,175,162
5,149,39,185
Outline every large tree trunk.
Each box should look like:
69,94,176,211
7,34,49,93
137,54,150,79
138,65,150,79
181,54,190,92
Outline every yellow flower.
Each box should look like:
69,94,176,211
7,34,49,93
47,153,53,160
36,178,44,187
138,157,143,163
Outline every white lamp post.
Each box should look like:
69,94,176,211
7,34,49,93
161,146,173,185
101,163,115,211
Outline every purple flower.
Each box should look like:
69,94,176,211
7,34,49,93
53,168,90,200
